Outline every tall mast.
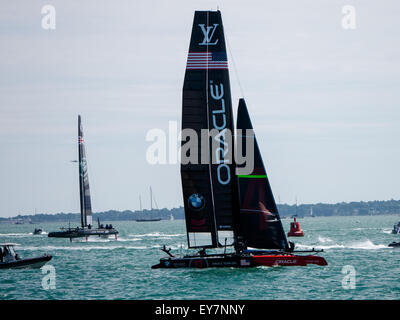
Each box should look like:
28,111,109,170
78,115,93,228
78,115,85,228
150,186,153,210
181,10,237,249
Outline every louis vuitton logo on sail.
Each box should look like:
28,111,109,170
198,23,219,46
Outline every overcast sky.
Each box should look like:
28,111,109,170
0,1,399,217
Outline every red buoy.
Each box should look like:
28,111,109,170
287,217,304,237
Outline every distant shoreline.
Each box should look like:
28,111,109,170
2,199,400,224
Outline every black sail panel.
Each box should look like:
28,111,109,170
236,99,288,250
78,115,93,228
181,10,237,248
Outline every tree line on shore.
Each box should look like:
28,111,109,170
2,199,400,223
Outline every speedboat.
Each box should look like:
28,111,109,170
388,241,400,248
33,228,43,235
0,243,52,269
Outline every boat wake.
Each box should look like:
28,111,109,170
128,232,185,239
382,229,393,234
76,236,141,243
317,236,334,243
297,239,388,251
0,233,31,237
19,244,162,251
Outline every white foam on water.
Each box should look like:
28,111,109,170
0,233,31,237
128,232,185,238
296,243,345,250
347,240,388,250
19,245,158,251
318,236,333,243
114,237,142,242
296,239,388,251
69,236,143,243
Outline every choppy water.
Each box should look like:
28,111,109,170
1,215,400,300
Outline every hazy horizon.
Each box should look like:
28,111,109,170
1,1,399,218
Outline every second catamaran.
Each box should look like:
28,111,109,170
48,116,118,241
152,10,327,268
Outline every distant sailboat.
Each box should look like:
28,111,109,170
135,187,161,222
152,10,326,269
48,115,118,241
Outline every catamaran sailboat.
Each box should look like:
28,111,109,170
152,10,327,269
48,116,118,241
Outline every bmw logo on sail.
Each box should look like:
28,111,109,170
188,193,205,211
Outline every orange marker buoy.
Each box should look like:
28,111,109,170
287,217,304,237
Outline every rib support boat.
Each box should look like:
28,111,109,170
0,243,52,269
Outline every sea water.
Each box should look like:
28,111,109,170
0,215,399,300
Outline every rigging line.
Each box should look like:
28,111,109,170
225,27,245,99
153,193,159,210
203,11,218,248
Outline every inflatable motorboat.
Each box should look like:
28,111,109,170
388,241,400,248
0,243,52,269
33,228,43,235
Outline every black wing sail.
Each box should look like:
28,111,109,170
78,115,93,228
181,10,238,248
236,99,289,250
